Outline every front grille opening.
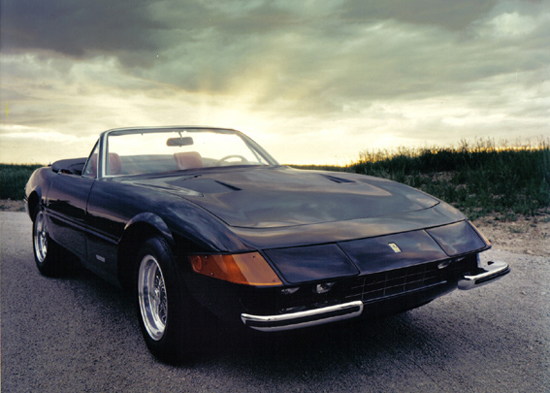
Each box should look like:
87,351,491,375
344,263,443,302
241,254,479,315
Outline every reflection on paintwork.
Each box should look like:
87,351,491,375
427,221,487,256
340,230,448,275
265,244,359,284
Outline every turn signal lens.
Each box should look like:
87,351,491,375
189,252,282,286
469,222,492,247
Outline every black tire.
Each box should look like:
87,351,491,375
136,236,195,363
32,207,65,276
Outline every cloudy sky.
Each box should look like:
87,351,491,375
1,0,549,165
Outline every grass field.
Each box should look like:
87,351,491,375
352,139,550,220
2,139,549,221
0,164,44,201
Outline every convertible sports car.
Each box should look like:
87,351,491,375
25,126,510,361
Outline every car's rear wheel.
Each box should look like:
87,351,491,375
136,237,194,363
33,208,64,276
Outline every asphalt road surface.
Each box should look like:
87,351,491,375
1,211,549,392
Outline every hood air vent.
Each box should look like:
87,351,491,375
321,174,356,184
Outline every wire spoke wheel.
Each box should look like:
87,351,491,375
34,211,48,263
32,207,64,276
138,254,168,341
135,236,197,362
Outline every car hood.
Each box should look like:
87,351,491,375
132,166,439,229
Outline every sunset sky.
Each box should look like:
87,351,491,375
1,0,549,165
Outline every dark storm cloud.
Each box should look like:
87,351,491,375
340,0,501,29
1,0,164,56
0,0,508,62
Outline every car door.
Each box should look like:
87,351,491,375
61,131,144,285
45,145,98,261
84,178,130,284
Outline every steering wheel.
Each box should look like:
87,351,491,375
214,155,249,166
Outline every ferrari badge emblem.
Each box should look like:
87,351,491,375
388,243,401,253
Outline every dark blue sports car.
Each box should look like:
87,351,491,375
25,126,510,361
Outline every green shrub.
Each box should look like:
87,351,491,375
0,164,44,200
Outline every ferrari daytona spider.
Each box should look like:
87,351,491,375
25,126,510,361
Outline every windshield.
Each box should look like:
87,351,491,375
103,128,277,177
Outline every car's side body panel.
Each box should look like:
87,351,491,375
46,173,95,261
25,165,252,285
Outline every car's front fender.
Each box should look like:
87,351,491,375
24,167,52,220
124,212,175,247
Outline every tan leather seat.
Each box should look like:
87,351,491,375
174,152,203,170
107,153,122,175
90,153,122,176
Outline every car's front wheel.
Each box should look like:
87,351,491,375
136,237,194,363
33,208,64,276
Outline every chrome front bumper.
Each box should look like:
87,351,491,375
241,260,510,332
458,260,510,290
241,301,364,332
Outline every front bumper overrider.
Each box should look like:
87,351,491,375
457,260,510,290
